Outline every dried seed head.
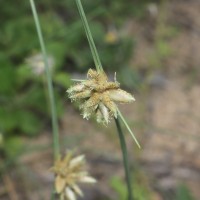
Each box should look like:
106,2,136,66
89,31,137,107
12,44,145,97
67,69,135,124
51,152,96,200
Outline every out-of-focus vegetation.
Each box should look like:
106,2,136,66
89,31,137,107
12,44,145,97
175,184,195,200
110,173,154,200
110,172,196,200
0,0,141,157
0,0,158,157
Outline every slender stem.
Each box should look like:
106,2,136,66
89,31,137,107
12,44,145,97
75,0,103,72
29,0,60,159
117,109,141,149
115,118,133,200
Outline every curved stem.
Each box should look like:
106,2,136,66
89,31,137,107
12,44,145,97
115,118,133,200
29,0,60,160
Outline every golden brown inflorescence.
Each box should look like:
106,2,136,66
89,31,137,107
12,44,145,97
67,69,135,124
51,152,96,200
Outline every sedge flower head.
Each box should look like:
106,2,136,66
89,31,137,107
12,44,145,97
67,69,135,124
51,152,96,200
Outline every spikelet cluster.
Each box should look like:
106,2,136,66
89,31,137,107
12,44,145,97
51,152,96,200
67,69,135,124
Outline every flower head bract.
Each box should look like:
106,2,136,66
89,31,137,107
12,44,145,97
67,69,135,124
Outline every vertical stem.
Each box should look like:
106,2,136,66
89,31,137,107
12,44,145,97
115,118,133,200
29,0,60,160
75,0,103,72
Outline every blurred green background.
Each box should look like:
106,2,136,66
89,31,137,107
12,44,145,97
1,0,200,200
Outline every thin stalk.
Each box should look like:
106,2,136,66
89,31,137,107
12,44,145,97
29,0,60,159
115,118,133,200
75,0,103,72
117,109,141,149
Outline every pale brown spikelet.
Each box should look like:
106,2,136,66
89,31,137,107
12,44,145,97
87,68,98,79
98,102,109,124
109,89,135,103
56,175,66,193
72,184,83,197
67,68,135,124
67,84,85,93
101,93,118,118
96,109,104,124
69,90,92,100
82,93,100,109
65,187,76,200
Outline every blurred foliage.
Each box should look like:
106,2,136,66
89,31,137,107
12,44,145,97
175,184,195,200
110,171,154,200
117,67,142,90
110,176,196,200
148,1,180,70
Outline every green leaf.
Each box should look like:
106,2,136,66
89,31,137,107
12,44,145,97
4,137,23,158
110,176,126,200
17,110,43,135
0,107,18,132
54,73,71,88
0,58,16,95
175,184,195,200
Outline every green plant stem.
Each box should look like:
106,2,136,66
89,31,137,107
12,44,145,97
115,118,133,200
75,0,103,72
29,0,60,160
117,109,141,149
